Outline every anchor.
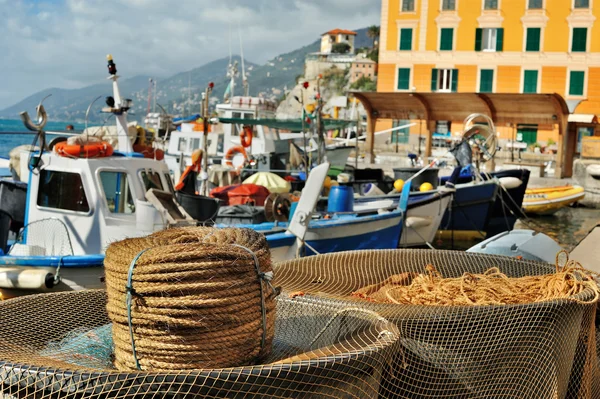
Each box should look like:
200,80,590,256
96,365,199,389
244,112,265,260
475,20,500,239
19,94,51,170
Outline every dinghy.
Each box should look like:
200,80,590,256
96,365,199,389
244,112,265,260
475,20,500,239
522,185,585,215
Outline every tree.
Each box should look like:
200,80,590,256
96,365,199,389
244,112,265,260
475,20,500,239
331,42,351,54
350,76,377,92
367,25,381,50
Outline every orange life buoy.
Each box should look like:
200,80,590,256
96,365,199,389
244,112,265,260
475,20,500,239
133,144,165,160
224,145,248,170
54,141,114,158
240,125,253,148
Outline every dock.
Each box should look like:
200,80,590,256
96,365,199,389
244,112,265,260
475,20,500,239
570,225,600,273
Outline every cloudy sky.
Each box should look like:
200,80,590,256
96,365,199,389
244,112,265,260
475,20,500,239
0,0,381,109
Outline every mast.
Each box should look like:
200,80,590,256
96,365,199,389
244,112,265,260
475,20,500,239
147,78,153,115
238,24,249,97
153,79,157,113
105,54,134,153
316,75,324,165
201,82,214,196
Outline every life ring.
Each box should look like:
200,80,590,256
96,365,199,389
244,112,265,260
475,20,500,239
224,145,248,170
54,141,114,158
240,125,253,148
133,144,165,160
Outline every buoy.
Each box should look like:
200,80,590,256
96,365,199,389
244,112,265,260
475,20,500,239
419,182,434,192
394,179,405,191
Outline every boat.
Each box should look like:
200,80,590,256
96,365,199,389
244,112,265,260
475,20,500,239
522,185,585,215
216,163,412,262
325,188,454,247
467,229,563,263
439,169,531,236
0,55,196,298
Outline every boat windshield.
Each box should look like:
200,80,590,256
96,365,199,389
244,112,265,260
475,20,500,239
140,170,164,192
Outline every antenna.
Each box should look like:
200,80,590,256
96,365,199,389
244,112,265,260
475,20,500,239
238,22,249,97
187,72,191,117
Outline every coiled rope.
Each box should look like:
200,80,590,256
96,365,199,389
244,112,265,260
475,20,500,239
104,227,276,371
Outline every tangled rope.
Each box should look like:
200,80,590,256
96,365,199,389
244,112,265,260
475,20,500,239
352,250,599,306
104,227,276,371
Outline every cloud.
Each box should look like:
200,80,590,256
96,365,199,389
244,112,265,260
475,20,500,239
0,0,380,109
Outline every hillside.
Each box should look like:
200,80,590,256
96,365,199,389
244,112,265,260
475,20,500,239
0,27,375,122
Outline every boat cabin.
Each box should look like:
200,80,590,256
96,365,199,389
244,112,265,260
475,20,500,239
17,151,178,255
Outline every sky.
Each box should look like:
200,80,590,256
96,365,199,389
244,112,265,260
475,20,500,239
0,0,381,109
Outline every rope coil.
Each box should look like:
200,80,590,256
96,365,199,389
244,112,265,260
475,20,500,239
105,227,276,371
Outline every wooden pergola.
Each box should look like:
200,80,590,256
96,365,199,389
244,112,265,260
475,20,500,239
351,92,573,177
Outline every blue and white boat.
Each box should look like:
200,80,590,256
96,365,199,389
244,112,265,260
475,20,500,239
217,162,412,262
0,55,194,298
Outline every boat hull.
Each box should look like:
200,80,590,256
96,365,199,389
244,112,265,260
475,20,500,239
523,185,585,215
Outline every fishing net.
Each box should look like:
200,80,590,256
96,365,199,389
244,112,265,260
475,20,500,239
0,248,598,398
275,249,600,399
8,218,73,256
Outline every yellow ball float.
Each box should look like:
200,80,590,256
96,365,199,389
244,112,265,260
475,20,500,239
393,179,405,192
419,182,434,192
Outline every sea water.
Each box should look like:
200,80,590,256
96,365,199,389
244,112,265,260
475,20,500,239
0,119,88,158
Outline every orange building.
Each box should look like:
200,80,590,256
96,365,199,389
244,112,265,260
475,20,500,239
377,0,600,148
350,57,378,84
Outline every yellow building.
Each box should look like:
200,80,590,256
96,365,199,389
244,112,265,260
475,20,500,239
377,0,600,147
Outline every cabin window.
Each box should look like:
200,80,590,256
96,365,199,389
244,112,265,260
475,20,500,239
37,170,90,213
140,170,164,192
164,173,176,193
99,171,135,214
178,137,188,152
190,138,201,152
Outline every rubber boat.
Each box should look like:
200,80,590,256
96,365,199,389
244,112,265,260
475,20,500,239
522,185,585,215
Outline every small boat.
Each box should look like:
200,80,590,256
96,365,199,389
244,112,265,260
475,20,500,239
217,163,412,262
522,185,585,215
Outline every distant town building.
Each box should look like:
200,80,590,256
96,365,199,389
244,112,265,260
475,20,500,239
320,29,357,54
376,0,600,148
350,56,378,84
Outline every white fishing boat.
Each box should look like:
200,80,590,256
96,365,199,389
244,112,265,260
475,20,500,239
0,55,195,298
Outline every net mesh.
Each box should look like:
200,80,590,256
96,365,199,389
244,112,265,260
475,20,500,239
0,249,597,398
8,218,73,256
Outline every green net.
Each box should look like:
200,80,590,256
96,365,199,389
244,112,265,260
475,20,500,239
218,117,356,131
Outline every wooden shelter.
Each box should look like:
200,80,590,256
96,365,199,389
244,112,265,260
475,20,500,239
351,92,577,177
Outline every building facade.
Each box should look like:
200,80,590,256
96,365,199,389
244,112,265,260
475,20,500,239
320,29,357,54
377,0,599,147
350,56,378,83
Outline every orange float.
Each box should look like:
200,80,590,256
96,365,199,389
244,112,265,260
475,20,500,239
224,145,248,170
54,141,114,158
240,125,253,148
133,144,165,160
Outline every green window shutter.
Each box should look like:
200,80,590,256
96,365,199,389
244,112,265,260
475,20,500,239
575,0,589,8
517,125,538,145
440,28,453,51
475,28,483,51
400,28,412,50
525,28,540,51
451,69,459,92
397,68,410,90
431,69,438,91
569,71,585,96
572,28,587,52
479,69,494,93
495,28,504,52
523,70,538,93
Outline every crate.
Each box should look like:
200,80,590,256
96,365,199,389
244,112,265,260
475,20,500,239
582,136,600,159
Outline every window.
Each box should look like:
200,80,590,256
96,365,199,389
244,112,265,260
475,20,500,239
525,28,541,51
164,173,175,193
571,28,587,52
431,68,459,92
523,70,538,93
401,0,415,11
479,69,494,93
484,0,498,9
569,71,585,96
399,28,413,50
528,0,543,8
442,0,456,10
397,68,411,90
575,0,589,8
440,28,454,50
37,170,90,213
140,170,164,192
178,137,188,152
517,125,538,145
392,120,410,143
475,28,504,51
99,171,135,214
